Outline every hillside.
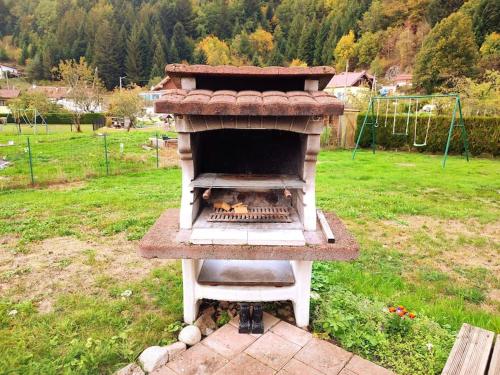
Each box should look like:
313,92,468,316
0,0,498,92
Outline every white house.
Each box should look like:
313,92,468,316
324,71,374,102
0,64,19,79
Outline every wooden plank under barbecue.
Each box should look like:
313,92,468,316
197,260,295,286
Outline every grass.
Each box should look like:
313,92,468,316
0,141,498,373
0,124,177,189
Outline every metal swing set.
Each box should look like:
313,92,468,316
11,108,49,134
352,94,470,168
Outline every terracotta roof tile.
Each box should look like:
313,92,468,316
166,64,335,78
155,90,343,116
0,88,20,99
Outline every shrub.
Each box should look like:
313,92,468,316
7,112,106,125
354,114,500,156
311,284,454,374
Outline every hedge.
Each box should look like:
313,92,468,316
6,112,105,124
354,114,500,156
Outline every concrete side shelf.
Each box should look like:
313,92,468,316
138,208,359,261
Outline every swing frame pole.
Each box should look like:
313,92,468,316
352,98,376,159
457,98,470,162
442,96,470,168
353,93,470,168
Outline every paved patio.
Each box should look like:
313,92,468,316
152,313,394,375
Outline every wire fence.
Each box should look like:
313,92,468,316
0,127,178,190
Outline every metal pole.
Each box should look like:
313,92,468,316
442,97,459,168
457,98,470,162
370,99,376,154
103,133,109,175
27,137,34,185
352,98,373,159
156,132,159,168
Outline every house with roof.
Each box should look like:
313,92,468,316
28,85,102,113
392,73,413,87
151,76,177,91
0,88,20,106
0,64,19,79
324,71,374,102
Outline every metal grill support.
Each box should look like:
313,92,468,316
208,207,292,223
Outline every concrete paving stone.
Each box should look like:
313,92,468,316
342,355,395,375
201,323,257,359
150,365,178,375
245,331,301,371
271,321,312,347
214,353,275,375
166,343,228,375
277,358,324,375
294,338,353,375
229,311,280,335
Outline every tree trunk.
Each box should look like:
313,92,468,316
75,118,82,133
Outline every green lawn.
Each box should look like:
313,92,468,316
0,147,498,374
0,125,177,189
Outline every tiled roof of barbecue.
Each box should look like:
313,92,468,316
154,89,344,116
165,64,336,90
166,64,335,77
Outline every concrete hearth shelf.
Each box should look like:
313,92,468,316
138,209,359,261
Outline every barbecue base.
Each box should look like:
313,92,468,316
139,208,359,328
182,258,313,328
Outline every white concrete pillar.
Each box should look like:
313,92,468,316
291,260,313,328
304,79,319,91
182,259,200,324
302,134,320,231
178,133,195,229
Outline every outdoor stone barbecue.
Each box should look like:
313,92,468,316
139,64,359,330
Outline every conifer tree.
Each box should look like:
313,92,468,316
126,23,145,84
171,22,192,62
150,36,167,79
94,20,121,89
298,19,318,66
286,14,304,60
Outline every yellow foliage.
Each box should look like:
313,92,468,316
196,36,231,65
249,28,274,57
289,59,307,67
334,30,356,71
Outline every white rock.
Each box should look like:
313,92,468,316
138,346,169,373
121,290,132,298
178,325,201,346
165,341,186,361
8,309,17,316
114,363,145,375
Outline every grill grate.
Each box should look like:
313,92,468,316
208,207,292,223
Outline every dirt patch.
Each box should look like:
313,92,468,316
373,215,500,304
0,234,167,307
159,147,180,168
46,181,87,191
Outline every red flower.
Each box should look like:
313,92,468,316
409,313,416,319
389,307,396,313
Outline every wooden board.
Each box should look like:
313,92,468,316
317,209,335,243
190,173,305,189
197,260,295,286
489,336,500,375
442,323,495,375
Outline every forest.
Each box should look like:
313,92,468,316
0,0,498,92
